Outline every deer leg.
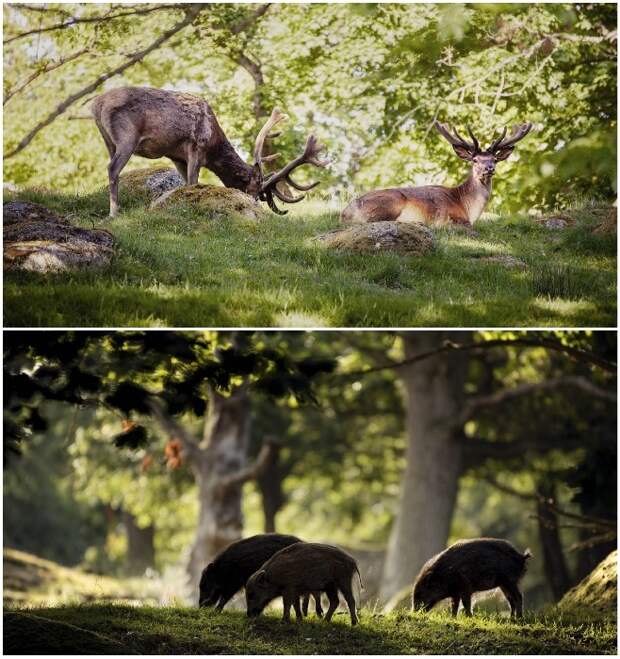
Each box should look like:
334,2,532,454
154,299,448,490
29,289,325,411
171,159,188,184
107,139,136,218
186,151,200,185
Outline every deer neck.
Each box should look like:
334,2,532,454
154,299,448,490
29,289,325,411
206,139,254,192
455,172,492,224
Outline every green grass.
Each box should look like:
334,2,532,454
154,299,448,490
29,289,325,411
4,603,616,654
4,187,616,327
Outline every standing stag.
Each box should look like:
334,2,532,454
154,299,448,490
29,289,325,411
341,121,532,227
90,86,327,217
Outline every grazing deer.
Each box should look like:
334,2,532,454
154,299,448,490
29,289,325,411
341,122,532,228
90,86,327,217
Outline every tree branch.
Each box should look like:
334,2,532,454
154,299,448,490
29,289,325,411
338,336,616,379
216,441,276,493
4,5,204,159
460,375,616,425
4,47,90,106
4,4,184,44
482,475,616,531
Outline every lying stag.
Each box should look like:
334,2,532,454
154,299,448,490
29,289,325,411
341,122,532,227
90,86,327,217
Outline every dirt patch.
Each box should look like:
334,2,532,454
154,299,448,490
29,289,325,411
121,166,184,199
4,201,114,273
316,222,435,256
151,184,268,221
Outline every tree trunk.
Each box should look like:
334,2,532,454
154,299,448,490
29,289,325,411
122,510,155,576
256,445,286,533
186,388,252,597
380,332,470,603
536,481,572,600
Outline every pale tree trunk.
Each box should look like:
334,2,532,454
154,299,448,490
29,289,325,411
256,444,286,533
380,331,471,604
186,387,251,592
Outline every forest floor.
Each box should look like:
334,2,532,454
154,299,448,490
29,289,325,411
4,603,617,654
4,548,616,654
3,186,616,327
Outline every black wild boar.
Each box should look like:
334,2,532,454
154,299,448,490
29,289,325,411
198,533,323,616
245,542,363,625
412,538,531,618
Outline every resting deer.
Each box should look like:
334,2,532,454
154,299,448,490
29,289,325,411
90,86,327,217
341,121,532,227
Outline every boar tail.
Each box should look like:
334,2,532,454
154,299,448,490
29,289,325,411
523,548,532,560
352,566,364,608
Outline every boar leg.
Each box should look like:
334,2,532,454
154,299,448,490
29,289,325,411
301,593,310,617
324,586,340,622
451,597,460,617
461,592,473,616
500,583,523,619
313,592,324,618
281,591,294,623
339,580,358,626
293,596,304,622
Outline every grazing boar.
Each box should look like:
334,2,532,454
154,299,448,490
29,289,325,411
245,542,363,625
199,533,322,616
412,538,531,618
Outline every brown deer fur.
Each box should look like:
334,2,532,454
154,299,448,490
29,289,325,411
341,122,532,228
91,86,326,217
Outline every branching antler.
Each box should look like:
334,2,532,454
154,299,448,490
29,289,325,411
435,121,481,157
487,123,533,155
253,107,286,179
259,134,328,214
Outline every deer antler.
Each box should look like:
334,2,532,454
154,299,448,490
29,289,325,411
253,107,287,178
435,121,481,156
259,133,328,214
487,123,533,154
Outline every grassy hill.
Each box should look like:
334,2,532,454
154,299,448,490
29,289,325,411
4,547,616,654
4,603,617,654
3,548,158,607
3,186,616,327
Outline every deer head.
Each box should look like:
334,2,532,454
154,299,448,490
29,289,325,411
435,121,532,184
250,108,329,214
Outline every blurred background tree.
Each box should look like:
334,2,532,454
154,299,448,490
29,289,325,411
3,3,617,211
4,330,616,608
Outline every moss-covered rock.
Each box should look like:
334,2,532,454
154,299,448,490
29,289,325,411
120,166,184,199
4,201,114,273
316,221,435,256
151,184,268,221
558,549,617,618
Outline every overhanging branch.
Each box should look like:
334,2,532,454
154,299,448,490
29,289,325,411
5,5,204,159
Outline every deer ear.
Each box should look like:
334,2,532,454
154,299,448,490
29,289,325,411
452,145,473,161
494,147,515,162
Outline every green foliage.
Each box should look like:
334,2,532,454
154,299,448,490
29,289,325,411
3,603,617,654
3,3,616,210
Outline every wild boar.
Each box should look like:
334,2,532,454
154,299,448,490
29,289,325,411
198,533,322,616
412,538,531,618
245,542,363,625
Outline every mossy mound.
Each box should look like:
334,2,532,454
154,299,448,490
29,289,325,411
120,166,184,199
559,549,617,618
151,184,268,221
4,201,114,273
316,221,435,256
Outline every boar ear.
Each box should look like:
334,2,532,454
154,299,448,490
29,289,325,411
255,570,268,586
